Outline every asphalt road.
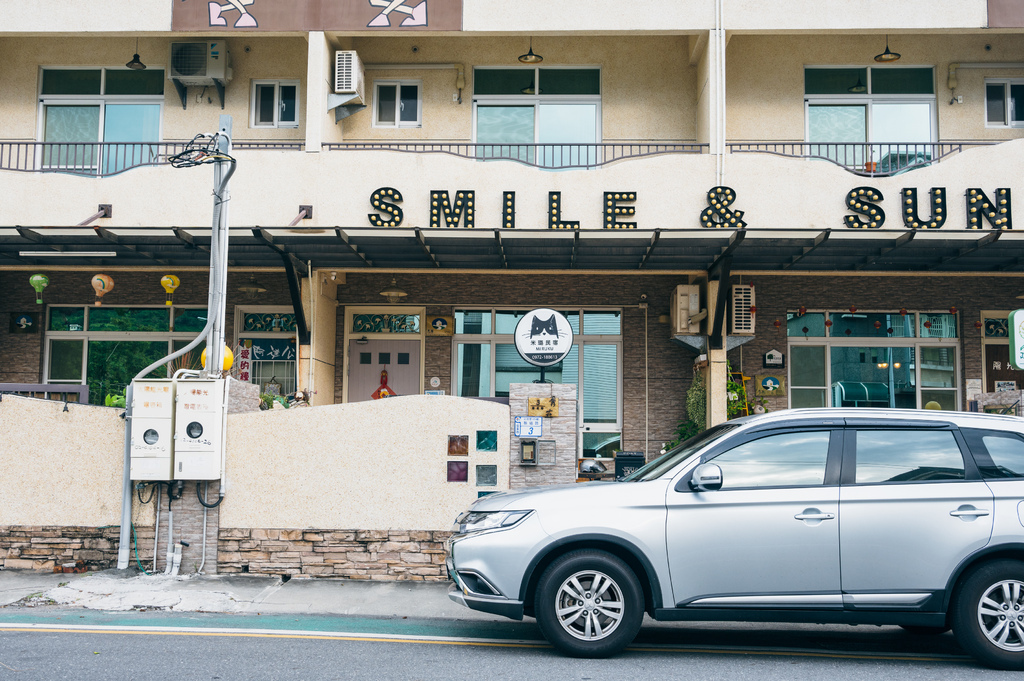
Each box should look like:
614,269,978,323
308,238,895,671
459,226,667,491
0,609,1019,680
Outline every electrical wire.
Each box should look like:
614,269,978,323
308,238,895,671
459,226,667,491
136,482,156,504
197,482,224,508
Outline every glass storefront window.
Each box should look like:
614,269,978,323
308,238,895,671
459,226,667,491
495,311,531,334
455,310,491,335
582,432,620,459
583,345,617,423
48,339,84,381
920,346,956,388
787,313,826,337
583,311,620,335
88,307,169,332
494,344,574,397
173,308,208,333
86,340,168,404
920,313,957,338
829,312,910,338
456,343,491,397
49,307,85,332
790,345,827,408
830,346,917,409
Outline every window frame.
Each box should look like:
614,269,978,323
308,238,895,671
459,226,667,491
249,79,300,129
234,305,300,393
984,79,1024,129
372,79,422,129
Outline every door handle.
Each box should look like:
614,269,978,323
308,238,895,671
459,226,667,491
950,505,990,518
794,510,835,521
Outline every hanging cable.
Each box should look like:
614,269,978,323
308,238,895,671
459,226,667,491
197,481,224,508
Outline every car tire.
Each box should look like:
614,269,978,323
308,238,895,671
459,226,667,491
534,549,644,658
899,625,950,636
953,560,1024,670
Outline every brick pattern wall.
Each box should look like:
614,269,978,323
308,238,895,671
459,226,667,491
217,528,450,580
147,483,222,574
0,526,133,571
509,383,579,487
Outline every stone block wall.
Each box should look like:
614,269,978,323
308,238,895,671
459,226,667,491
217,528,450,580
509,383,578,488
0,525,133,571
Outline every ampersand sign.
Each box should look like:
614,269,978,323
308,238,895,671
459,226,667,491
699,186,747,229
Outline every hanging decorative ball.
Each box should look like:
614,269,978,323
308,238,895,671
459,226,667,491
91,274,114,306
29,274,49,304
949,306,957,315
924,320,933,329
201,345,235,372
849,305,858,314
749,306,757,315
974,320,983,330
161,275,180,306
802,326,809,334
774,319,782,328
845,328,852,335
798,306,807,316
887,328,894,334
899,308,908,316
824,319,833,328
874,320,882,329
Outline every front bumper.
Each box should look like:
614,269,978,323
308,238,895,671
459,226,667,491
446,583,525,620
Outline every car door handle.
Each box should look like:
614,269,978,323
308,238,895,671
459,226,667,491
794,510,835,521
950,506,990,518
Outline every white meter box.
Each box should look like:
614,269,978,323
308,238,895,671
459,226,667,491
174,379,225,480
130,379,175,481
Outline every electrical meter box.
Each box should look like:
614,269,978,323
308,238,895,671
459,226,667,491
173,378,226,481
130,379,175,481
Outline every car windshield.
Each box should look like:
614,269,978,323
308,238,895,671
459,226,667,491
622,423,739,482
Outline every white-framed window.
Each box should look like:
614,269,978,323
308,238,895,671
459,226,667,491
804,66,936,172
234,306,299,395
373,80,421,128
985,80,1024,128
453,308,621,458
38,67,165,173
473,66,601,168
250,80,299,128
786,310,959,410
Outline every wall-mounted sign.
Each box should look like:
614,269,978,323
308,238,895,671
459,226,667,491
514,416,542,437
173,0,463,31
513,308,574,367
9,313,36,334
755,374,787,397
1009,309,1024,370
528,397,559,418
763,349,785,368
426,316,454,336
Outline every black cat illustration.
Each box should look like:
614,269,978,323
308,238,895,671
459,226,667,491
529,314,561,338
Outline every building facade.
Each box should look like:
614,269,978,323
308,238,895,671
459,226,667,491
3,0,1024,468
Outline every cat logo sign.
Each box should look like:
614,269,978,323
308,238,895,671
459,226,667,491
513,308,574,367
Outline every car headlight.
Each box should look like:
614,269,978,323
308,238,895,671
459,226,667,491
453,509,532,534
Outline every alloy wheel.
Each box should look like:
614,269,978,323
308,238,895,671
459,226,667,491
977,579,1024,651
554,569,625,641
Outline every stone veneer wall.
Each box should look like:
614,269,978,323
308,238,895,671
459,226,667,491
0,525,153,571
218,528,450,580
509,383,579,488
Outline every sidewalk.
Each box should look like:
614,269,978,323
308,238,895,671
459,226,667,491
0,568,501,621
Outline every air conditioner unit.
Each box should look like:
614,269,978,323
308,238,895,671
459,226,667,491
169,41,232,86
334,50,365,104
670,284,704,335
730,284,755,335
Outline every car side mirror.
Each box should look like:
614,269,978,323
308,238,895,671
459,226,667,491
689,463,723,492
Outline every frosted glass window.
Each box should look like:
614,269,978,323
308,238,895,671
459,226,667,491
583,345,617,423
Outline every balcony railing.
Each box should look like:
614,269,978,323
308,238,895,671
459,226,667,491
322,142,708,169
727,142,998,176
0,141,305,177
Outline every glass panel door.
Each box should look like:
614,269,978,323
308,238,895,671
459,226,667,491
43,105,100,169
830,346,916,409
537,103,598,168
476,106,535,163
871,102,932,173
102,103,161,174
808,105,865,168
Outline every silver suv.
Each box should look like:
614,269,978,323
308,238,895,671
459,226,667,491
446,408,1024,669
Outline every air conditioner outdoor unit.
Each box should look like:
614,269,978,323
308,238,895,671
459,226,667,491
670,284,704,335
334,50,365,104
169,41,232,86
730,284,755,335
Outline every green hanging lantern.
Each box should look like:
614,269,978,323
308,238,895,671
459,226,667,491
29,274,49,304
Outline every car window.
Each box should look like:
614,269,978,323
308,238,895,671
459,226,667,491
625,423,738,481
854,429,964,483
708,431,831,489
962,428,1024,479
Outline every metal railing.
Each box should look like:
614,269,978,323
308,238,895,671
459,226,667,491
0,141,304,177
727,141,998,176
323,142,708,169
0,383,90,404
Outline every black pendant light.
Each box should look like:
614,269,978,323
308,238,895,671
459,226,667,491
126,38,146,70
874,35,901,63
518,38,543,64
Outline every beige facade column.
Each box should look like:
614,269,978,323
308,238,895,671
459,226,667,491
304,31,329,153
705,279,728,427
298,271,339,406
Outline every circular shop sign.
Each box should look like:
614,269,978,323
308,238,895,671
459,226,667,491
514,308,574,367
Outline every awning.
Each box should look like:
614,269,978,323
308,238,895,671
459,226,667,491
2,226,1023,272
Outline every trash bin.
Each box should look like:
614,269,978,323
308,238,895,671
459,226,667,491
615,453,646,479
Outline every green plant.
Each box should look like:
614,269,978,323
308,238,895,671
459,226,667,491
259,393,274,410
104,390,126,408
726,364,766,420
662,368,708,453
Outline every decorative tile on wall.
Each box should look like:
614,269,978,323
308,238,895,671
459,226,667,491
476,465,497,486
476,430,498,452
447,461,468,482
448,435,468,456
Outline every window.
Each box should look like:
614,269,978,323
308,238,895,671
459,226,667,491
236,307,298,394
963,429,1024,478
804,67,935,172
454,308,620,457
39,68,164,174
710,431,831,489
985,80,1024,127
374,81,421,128
854,430,964,483
45,305,205,405
250,80,299,128
473,67,601,168
788,310,959,410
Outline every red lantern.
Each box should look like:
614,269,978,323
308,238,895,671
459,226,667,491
773,319,782,328
749,306,757,315
899,308,908,316
924,320,932,329
798,306,807,316
824,319,833,328
974,320,983,330
949,306,957,315
849,305,858,314
874,320,882,329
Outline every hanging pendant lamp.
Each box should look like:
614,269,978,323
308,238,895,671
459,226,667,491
126,38,147,70
874,36,901,63
518,38,543,64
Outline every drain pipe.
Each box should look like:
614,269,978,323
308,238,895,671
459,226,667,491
152,484,161,573
197,482,210,574
163,499,174,574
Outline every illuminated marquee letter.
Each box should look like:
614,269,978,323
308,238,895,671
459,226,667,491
429,190,475,229
901,187,946,229
549,192,580,230
844,187,885,228
502,192,516,229
699,187,746,229
967,188,1012,230
368,187,403,227
604,192,637,229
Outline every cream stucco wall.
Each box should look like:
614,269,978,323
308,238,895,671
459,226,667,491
340,36,696,143
727,34,1024,142
0,397,124,526
0,37,308,143
220,395,510,530
725,0,988,31
300,273,339,405
1,1,172,33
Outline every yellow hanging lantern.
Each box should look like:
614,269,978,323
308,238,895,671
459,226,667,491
91,274,114,306
201,345,235,372
160,274,180,306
